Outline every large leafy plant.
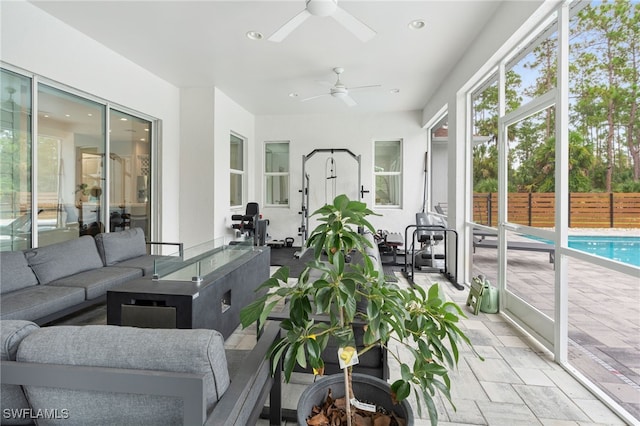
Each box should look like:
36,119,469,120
241,194,479,426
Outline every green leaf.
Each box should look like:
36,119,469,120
282,344,298,380
334,194,350,210
272,266,290,282
295,342,307,368
390,379,411,402
422,390,439,426
400,363,412,381
240,296,267,327
306,336,321,361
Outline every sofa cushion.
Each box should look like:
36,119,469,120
94,227,147,266
1,320,40,425
17,325,230,425
110,254,165,276
0,251,39,294
24,236,103,285
47,266,142,300
0,285,86,322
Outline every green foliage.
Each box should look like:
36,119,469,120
513,132,595,193
240,194,480,426
472,0,639,193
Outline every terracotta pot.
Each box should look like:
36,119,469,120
296,373,414,425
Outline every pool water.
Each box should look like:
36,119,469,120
531,235,640,267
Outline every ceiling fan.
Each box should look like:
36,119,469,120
268,0,376,43
301,67,381,107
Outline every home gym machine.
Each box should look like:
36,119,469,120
296,148,368,258
403,213,463,290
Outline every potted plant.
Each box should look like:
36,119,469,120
75,183,90,202
241,194,480,426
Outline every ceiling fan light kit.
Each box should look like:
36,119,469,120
300,67,381,107
268,0,376,43
306,0,337,17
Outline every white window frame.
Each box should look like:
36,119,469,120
230,132,245,208
373,139,403,208
264,141,289,208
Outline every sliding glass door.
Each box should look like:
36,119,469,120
0,70,32,251
108,109,151,235
0,67,154,251
38,84,106,243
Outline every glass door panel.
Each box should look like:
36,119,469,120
0,70,32,251
38,84,106,244
109,109,151,237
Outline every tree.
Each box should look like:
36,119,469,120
573,0,639,191
525,132,595,193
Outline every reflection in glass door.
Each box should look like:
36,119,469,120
108,110,151,238
0,69,32,251
38,84,106,244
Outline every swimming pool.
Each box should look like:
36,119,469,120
531,235,640,267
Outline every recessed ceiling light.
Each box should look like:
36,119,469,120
140,138,145,142
120,117,128,121
288,93,298,98
87,113,93,117
408,19,426,30
65,114,71,117
246,31,263,41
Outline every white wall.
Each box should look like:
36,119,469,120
255,111,426,246
1,0,181,243
178,86,257,249
213,88,256,245
179,87,216,246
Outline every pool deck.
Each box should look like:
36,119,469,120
471,237,640,423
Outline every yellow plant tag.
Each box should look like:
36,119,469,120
337,345,359,369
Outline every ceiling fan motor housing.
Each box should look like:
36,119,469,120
306,0,338,17
330,86,348,97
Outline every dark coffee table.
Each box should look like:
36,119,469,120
107,245,270,339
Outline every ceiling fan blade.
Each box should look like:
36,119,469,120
340,95,357,107
346,84,382,91
268,9,311,42
331,6,376,42
301,93,330,102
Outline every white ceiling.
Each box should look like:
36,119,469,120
29,0,502,116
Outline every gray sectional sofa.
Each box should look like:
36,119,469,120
0,228,182,325
0,319,282,425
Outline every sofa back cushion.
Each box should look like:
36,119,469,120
1,320,40,425
17,325,230,424
0,251,39,294
24,236,103,285
94,227,147,266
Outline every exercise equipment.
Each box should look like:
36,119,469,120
297,148,366,256
402,212,463,290
231,202,268,246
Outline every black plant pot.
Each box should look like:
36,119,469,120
296,373,414,425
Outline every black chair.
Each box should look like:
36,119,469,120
231,202,259,236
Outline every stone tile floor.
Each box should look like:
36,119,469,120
54,263,637,425
247,269,633,426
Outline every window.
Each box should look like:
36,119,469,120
471,76,499,226
264,141,289,206
0,69,32,251
38,84,106,243
0,66,157,251
374,140,402,207
230,133,244,207
109,109,151,236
